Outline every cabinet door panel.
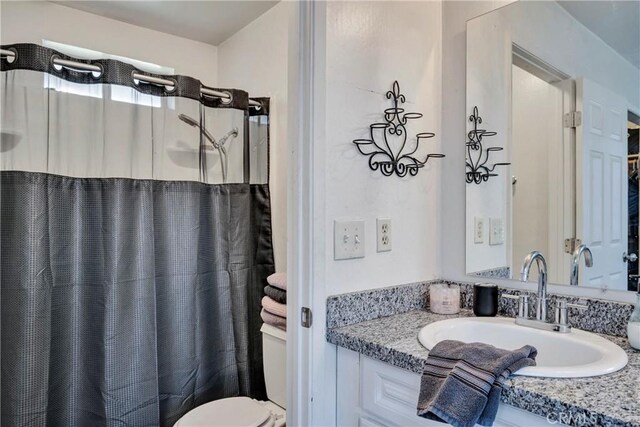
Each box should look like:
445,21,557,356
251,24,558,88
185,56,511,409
337,349,563,427
360,356,442,426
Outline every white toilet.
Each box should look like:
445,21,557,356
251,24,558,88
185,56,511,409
174,324,286,427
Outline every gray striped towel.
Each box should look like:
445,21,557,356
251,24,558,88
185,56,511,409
417,340,537,427
264,285,286,304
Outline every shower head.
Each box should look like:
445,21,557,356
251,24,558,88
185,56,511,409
178,114,219,149
178,114,199,128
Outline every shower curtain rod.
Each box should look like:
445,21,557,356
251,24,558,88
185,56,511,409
0,48,262,109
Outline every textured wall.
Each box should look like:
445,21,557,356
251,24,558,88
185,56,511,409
217,2,291,273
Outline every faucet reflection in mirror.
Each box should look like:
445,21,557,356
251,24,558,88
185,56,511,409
353,81,444,178
465,106,510,184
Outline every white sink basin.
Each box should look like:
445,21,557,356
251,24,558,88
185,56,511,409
418,317,628,378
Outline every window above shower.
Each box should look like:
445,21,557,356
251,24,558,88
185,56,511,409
42,39,175,109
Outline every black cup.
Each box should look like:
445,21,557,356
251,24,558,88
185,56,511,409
473,283,498,317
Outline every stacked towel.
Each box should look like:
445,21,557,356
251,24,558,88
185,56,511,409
261,309,286,330
417,340,537,427
266,272,287,290
264,285,286,304
262,296,286,318
261,272,287,331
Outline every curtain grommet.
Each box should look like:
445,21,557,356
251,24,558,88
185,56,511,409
164,78,177,94
131,69,141,86
1,47,17,64
90,63,104,79
250,99,263,111
220,91,233,105
51,54,63,73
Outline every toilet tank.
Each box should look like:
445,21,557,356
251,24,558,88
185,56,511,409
261,324,287,409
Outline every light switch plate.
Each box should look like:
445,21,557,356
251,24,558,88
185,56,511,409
334,220,365,260
376,218,391,252
489,218,504,245
474,217,484,244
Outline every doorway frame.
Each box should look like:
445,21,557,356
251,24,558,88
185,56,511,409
287,2,332,426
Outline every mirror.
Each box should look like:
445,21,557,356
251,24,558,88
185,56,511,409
465,0,640,292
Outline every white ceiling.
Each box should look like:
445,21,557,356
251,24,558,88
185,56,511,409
50,1,280,46
557,0,640,69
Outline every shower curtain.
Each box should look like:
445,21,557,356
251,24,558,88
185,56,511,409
0,44,274,426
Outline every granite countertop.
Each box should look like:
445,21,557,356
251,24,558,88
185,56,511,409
327,309,640,427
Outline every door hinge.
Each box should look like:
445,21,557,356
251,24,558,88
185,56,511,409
563,111,582,128
301,307,312,328
564,238,582,254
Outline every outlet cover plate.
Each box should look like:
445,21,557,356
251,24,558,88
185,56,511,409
489,218,504,245
376,218,392,252
334,220,365,260
474,217,484,244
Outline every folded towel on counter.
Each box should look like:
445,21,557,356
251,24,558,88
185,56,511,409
417,340,537,427
262,296,287,318
264,285,287,304
267,272,287,291
261,309,286,331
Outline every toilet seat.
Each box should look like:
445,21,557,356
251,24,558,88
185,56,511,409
174,397,274,427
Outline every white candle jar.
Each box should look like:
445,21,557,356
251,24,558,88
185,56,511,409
430,284,461,314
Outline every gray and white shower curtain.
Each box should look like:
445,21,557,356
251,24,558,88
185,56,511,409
0,44,274,426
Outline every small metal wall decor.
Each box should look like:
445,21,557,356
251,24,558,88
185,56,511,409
465,106,510,184
353,81,444,177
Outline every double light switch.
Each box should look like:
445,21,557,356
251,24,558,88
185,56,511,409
334,220,365,260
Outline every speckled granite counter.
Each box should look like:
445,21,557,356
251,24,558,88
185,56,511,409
327,309,640,427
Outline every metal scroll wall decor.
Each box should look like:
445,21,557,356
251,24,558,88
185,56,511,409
465,106,510,184
353,81,444,177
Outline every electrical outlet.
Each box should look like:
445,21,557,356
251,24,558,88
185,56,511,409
489,218,504,245
377,218,392,252
334,220,365,260
474,217,484,244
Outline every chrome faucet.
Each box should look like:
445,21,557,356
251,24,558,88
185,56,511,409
521,251,548,321
570,244,593,287
505,250,588,333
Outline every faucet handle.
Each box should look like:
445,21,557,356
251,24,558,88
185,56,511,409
502,293,529,318
554,300,588,326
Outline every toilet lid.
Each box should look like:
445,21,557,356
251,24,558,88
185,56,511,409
175,397,272,427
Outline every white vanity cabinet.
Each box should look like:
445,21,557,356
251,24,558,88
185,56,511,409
336,348,562,427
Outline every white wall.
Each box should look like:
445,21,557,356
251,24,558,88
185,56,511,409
0,1,218,85
311,1,443,425
441,0,636,303
322,0,442,297
217,2,291,272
